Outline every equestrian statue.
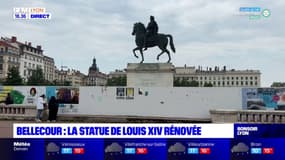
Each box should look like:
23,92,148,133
132,16,176,63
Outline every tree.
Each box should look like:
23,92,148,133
63,80,71,86
27,67,45,85
173,79,199,87
188,80,199,87
204,82,213,87
4,66,23,85
107,76,126,86
271,82,285,87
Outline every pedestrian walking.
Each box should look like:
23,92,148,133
35,94,46,122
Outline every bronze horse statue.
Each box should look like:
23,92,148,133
132,22,176,63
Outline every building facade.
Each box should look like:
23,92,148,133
54,68,86,86
0,40,20,80
174,66,261,87
1,36,45,82
87,58,107,86
108,69,126,79
43,55,55,82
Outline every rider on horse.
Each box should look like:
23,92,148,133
144,16,159,50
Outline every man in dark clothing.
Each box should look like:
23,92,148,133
144,16,159,50
5,93,13,105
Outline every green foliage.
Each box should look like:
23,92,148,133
204,82,213,87
173,78,199,87
271,82,285,87
63,80,72,86
4,66,23,85
107,76,126,86
27,67,45,85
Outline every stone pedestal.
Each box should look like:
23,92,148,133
126,63,174,87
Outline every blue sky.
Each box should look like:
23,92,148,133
1,0,284,86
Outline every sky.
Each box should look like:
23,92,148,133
1,0,284,87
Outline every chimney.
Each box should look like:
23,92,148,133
11,36,17,43
37,45,42,50
28,42,31,46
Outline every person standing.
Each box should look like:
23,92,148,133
48,96,59,122
36,94,46,122
5,93,14,105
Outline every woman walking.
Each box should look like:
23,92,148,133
48,96,59,122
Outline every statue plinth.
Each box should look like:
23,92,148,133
126,63,174,87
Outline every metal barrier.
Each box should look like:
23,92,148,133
210,109,285,123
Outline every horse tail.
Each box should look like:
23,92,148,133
166,34,176,53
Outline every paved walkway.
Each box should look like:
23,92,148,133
0,121,14,138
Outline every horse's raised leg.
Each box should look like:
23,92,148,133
165,49,171,63
139,48,144,63
157,51,165,61
133,47,139,58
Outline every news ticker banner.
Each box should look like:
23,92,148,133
2,138,284,160
13,124,234,138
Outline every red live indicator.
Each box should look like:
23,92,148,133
199,148,211,154
263,148,274,154
73,148,85,154
136,148,148,154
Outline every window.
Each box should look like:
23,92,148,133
0,56,3,61
250,81,253,86
24,70,26,76
245,77,248,80
236,81,239,85
0,64,3,70
255,81,258,85
0,48,3,52
255,76,258,80
245,81,248,85
241,77,243,80
241,81,243,85
24,62,27,67
236,77,239,80
250,77,253,80
32,64,35,68
29,63,31,67
232,77,234,80
232,82,234,85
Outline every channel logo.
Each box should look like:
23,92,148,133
61,148,72,154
